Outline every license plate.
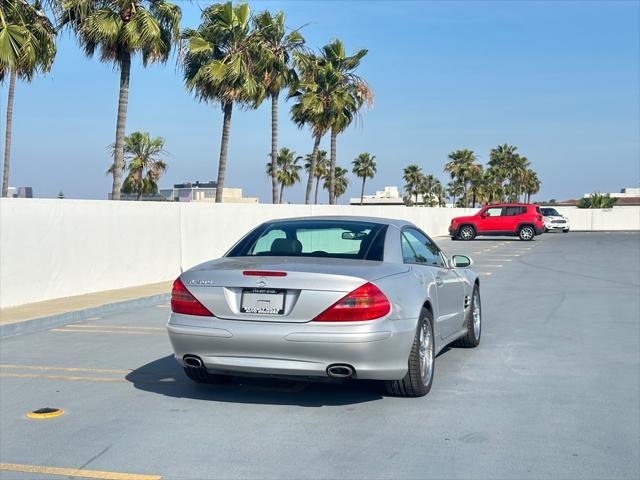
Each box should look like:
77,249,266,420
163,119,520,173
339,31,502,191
241,288,285,315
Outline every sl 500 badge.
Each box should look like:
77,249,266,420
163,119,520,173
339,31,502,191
186,279,215,286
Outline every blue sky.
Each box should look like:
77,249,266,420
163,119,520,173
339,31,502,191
4,0,639,202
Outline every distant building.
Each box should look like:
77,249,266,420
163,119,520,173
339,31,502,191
349,186,405,206
7,186,33,198
554,186,640,207
349,186,443,207
108,180,259,203
158,181,259,204
583,187,640,200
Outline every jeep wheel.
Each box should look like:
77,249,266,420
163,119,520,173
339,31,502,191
459,226,476,241
518,225,535,241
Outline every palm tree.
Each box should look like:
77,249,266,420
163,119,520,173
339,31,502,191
183,2,261,203
351,152,376,205
320,40,372,205
289,52,333,205
324,166,349,202
444,149,476,207
403,164,423,207
488,144,519,202
433,181,446,207
253,10,304,204
419,174,441,207
1,0,56,197
63,0,181,201
304,150,328,204
266,147,302,203
522,169,540,203
467,163,484,208
447,180,462,206
108,132,168,200
577,192,617,209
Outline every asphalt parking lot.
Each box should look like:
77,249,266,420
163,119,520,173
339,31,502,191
1,232,639,480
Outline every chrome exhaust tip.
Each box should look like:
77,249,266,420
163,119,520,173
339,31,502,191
183,355,204,368
326,364,354,378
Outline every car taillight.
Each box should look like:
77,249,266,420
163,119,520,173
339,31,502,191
171,277,214,316
537,215,543,221
313,282,391,322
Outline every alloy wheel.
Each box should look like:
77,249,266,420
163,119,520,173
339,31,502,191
520,227,534,240
472,292,481,339
418,321,434,385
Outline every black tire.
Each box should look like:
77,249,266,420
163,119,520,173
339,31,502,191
452,284,481,348
384,308,434,397
183,366,231,385
518,225,535,241
544,227,549,233
562,229,569,233
458,225,476,241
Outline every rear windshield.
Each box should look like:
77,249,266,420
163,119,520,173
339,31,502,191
227,220,387,261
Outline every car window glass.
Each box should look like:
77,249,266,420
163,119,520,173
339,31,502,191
401,229,444,267
251,229,286,254
229,220,386,260
504,206,525,216
296,228,370,255
484,207,503,217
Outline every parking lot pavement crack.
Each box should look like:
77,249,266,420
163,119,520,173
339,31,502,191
78,445,113,471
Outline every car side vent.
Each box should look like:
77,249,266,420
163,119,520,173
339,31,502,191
464,295,471,309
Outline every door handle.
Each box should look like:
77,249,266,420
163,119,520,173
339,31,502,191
435,276,444,287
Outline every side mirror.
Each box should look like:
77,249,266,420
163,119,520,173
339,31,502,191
480,213,487,219
451,255,473,268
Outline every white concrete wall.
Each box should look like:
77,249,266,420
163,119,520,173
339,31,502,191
1,198,638,308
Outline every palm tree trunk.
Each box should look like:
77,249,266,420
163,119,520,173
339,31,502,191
304,134,321,205
111,52,131,201
329,128,337,205
2,69,16,198
215,102,233,203
462,180,468,208
414,192,418,207
314,176,320,204
270,93,279,204
279,182,285,204
360,177,366,205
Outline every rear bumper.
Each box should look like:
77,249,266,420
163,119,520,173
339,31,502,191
167,313,417,380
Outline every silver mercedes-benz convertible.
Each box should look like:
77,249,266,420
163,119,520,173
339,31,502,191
167,216,481,397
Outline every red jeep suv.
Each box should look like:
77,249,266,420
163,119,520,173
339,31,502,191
449,204,545,241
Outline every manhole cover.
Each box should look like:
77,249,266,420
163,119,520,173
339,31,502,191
26,407,64,419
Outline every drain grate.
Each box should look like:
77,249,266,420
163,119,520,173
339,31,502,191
26,408,64,419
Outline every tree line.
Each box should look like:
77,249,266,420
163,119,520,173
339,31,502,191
0,0,372,204
403,144,541,208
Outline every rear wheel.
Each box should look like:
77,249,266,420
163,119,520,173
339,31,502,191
183,366,231,385
452,284,481,348
458,225,476,241
385,308,434,397
518,225,535,241
562,229,569,233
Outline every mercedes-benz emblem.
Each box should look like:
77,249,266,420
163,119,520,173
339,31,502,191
257,277,267,288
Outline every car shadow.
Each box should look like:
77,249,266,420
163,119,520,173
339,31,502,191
466,238,523,242
126,355,384,407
